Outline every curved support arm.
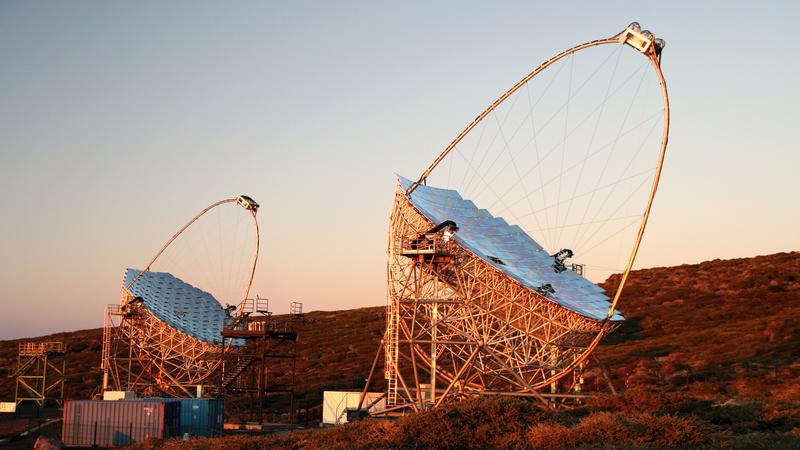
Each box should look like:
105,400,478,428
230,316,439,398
125,196,261,317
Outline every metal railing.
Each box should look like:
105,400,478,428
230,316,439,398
290,301,303,316
400,234,440,254
225,315,298,334
398,232,456,258
18,342,65,356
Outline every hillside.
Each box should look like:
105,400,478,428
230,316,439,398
0,308,386,411
597,251,800,389
2,251,799,447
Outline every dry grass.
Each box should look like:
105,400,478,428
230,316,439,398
2,251,799,448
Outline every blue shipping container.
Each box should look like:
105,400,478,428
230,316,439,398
141,398,224,437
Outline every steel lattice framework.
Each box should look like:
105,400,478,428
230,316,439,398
363,23,670,413
12,342,67,407
383,186,615,409
102,291,223,397
102,195,259,398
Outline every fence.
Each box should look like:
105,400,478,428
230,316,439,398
61,422,179,447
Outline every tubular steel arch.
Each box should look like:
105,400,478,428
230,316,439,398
102,196,260,397
127,197,260,313
369,23,670,413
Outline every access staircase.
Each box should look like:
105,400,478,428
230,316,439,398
221,356,255,389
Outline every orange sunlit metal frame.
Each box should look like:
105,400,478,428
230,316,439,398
370,23,670,412
102,196,260,397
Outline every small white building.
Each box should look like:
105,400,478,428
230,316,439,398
102,391,137,401
322,391,385,425
0,402,16,413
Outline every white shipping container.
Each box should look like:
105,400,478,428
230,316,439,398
322,391,386,425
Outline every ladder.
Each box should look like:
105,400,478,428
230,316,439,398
101,304,117,388
385,301,399,405
385,235,403,406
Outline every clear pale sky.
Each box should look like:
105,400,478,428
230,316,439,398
1,1,798,339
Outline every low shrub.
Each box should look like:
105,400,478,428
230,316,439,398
525,411,708,449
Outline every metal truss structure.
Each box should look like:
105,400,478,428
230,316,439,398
378,189,614,411
100,194,303,422
102,290,222,398
12,342,67,407
219,298,303,423
101,195,259,398
362,23,669,413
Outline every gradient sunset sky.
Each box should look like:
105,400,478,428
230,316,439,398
1,1,798,339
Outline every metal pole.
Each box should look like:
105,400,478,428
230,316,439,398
290,337,297,424
434,348,479,408
358,337,385,410
430,298,437,407
126,319,133,391
259,337,265,424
